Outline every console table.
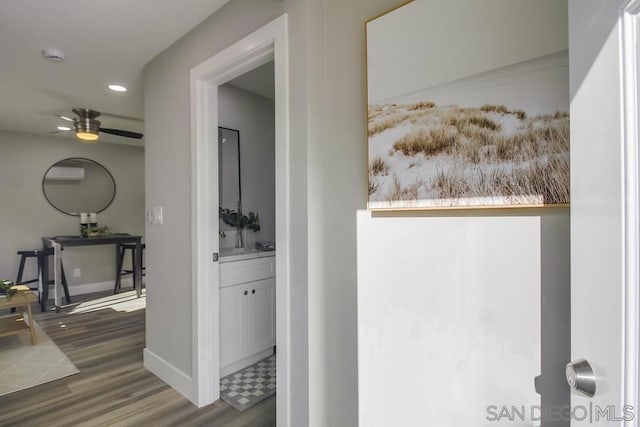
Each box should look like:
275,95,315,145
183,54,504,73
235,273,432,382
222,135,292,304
41,234,143,312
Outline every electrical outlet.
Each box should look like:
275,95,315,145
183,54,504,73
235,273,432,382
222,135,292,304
146,210,153,224
73,268,81,278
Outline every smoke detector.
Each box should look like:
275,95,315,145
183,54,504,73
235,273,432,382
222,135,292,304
42,48,65,63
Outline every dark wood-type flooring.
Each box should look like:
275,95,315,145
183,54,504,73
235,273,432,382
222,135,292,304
0,291,275,427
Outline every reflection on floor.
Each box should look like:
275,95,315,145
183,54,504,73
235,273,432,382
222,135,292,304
0,289,276,426
67,289,147,314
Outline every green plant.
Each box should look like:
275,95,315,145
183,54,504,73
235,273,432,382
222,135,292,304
0,279,16,297
86,225,111,236
219,208,261,232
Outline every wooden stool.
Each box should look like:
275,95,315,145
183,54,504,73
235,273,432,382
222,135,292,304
114,243,146,293
16,248,71,311
0,285,38,345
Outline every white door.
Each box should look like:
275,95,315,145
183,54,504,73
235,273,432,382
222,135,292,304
570,0,639,423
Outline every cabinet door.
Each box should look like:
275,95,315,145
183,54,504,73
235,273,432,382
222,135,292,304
247,278,276,355
220,283,250,368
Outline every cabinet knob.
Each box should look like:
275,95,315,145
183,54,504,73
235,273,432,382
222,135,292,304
244,290,248,296
252,289,256,294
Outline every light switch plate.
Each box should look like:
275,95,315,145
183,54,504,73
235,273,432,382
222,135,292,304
146,210,153,224
153,206,163,224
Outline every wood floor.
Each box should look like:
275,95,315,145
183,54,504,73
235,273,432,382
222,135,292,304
0,291,275,427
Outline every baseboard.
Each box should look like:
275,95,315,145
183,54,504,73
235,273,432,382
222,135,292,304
220,347,274,377
45,277,142,299
144,348,194,403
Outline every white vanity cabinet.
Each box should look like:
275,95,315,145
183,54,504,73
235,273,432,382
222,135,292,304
219,253,275,376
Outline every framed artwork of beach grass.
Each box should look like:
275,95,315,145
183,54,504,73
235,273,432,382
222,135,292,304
366,0,570,210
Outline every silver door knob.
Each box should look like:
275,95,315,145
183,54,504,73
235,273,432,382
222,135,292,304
566,359,596,397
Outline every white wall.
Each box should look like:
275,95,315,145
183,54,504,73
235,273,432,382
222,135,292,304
309,0,565,425
144,0,570,425
357,209,570,426
219,83,275,248
143,0,310,416
356,1,570,425
0,130,144,292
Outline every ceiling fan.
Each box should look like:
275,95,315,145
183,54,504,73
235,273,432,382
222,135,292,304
57,108,143,142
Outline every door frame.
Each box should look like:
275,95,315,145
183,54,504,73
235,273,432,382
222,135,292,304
189,14,291,424
620,0,640,413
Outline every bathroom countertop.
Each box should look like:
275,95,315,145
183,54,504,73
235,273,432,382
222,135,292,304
219,247,276,263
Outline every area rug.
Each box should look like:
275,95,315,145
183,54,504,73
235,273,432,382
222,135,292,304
0,320,79,397
220,354,276,411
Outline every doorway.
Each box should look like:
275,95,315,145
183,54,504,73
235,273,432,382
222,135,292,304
217,63,277,409
189,14,292,425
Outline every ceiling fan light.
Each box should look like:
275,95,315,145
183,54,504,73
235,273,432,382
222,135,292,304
76,131,99,142
74,116,101,142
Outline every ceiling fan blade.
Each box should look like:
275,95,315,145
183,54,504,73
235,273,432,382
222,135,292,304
100,111,143,122
100,128,143,139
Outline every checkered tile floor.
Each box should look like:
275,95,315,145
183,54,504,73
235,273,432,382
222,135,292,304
220,354,276,411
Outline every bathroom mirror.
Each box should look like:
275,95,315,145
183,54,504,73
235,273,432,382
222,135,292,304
42,158,116,216
219,127,242,214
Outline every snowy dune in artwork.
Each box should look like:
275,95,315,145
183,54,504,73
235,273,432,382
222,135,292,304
367,51,569,209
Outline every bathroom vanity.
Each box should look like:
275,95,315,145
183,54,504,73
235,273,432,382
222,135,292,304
219,249,275,376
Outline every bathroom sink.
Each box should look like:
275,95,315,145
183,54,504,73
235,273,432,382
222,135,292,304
220,247,257,257
219,247,275,262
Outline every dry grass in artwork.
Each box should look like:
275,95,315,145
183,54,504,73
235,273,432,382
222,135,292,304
481,104,527,120
431,168,471,199
369,157,389,176
407,101,436,111
448,114,501,132
368,113,411,136
368,100,570,205
428,158,569,204
480,104,510,114
385,175,420,201
368,171,379,195
392,128,457,156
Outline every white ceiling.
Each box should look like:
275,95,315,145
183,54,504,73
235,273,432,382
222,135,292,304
0,0,229,146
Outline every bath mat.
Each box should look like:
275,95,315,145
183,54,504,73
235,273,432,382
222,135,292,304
220,354,276,411
0,320,79,397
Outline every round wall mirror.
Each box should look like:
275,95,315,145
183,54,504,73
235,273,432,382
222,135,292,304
42,158,116,216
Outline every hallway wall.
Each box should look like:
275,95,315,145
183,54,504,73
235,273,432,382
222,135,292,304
143,0,570,425
0,130,144,292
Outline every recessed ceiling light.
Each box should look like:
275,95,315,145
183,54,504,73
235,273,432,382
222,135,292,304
108,84,127,92
57,126,72,131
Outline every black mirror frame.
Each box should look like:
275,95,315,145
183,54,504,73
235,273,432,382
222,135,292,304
42,157,117,217
219,126,242,212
